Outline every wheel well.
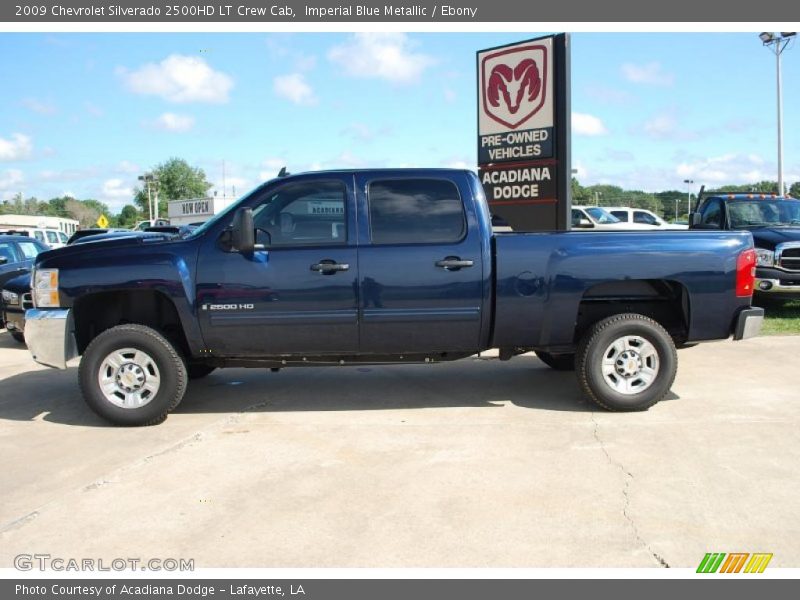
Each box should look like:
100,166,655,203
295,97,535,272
73,290,189,357
575,279,689,344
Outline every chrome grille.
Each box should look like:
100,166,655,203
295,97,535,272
21,293,33,310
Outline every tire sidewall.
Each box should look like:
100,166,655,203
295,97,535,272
79,326,185,425
581,318,676,411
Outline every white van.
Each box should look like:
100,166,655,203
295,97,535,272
0,228,69,249
605,207,688,230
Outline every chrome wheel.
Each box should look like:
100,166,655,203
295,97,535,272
600,335,660,395
98,347,161,409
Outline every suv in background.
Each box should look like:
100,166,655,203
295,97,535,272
606,207,688,230
571,206,655,230
690,193,800,300
0,227,69,249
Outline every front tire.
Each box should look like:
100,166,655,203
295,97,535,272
78,324,187,426
576,313,677,412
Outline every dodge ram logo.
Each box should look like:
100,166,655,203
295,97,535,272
481,44,547,130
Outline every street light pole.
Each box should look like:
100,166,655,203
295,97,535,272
683,179,694,217
760,32,796,196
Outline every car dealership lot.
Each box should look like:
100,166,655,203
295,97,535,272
0,332,799,568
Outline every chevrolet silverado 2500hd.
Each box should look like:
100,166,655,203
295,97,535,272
25,169,762,425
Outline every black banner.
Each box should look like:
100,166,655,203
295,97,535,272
1,0,796,22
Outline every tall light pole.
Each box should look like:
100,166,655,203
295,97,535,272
138,173,160,222
683,179,694,217
760,32,796,196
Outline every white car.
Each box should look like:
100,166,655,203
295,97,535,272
571,206,656,231
0,227,68,249
606,207,688,230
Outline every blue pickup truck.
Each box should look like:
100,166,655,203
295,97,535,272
24,169,763,425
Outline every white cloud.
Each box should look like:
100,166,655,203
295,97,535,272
572,113,609,136
153,112,196,132
21,98,57,115
621,62,675,86
340,123,392,143
328,33,434,85
119,54,233,104
675,153,772,184
273,73,317,105
102,178,133,200
0,133,33,161
116,160,141,174
0,169,24,199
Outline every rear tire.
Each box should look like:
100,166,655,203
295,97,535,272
535,351,575,371
576,313,677,412
11,331,25,344
79,324,187,426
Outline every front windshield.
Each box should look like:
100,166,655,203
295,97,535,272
586,207,621,224
727,199,800,228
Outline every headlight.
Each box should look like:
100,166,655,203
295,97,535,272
32,268,60,308
2,290,19,305
755,248,774,267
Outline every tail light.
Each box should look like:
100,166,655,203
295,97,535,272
736,248,756,297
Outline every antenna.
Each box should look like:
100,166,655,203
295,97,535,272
278,166,288,177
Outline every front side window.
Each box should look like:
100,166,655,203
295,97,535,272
586,207,621,224
0,242,17,263
701,200,722,226
46,230,59,243
610,210,629,222
368,179,465,244
252,180,347,246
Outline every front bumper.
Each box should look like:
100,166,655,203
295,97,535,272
733,307,764,341
25,308,78,369
3,307,25,333
754,278,800,297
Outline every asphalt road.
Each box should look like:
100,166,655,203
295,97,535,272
1,332,798,568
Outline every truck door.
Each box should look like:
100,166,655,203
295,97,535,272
355,173,485,354
196,173,359,356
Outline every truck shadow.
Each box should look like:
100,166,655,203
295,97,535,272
0,356,679,427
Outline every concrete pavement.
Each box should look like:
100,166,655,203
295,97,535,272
1,332,798,568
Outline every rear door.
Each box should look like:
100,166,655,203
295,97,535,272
355,173,485,354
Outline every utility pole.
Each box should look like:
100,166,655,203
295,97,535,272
760,32,796,195
683,179,694,217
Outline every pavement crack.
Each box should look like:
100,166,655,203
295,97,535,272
590,412,670,568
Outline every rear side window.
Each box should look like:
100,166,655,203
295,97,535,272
368,179,465,244
34,231,45,243
0,242,18,263
634,211,658,225
46,230,59,243
17,241,44,259
610,210,628,221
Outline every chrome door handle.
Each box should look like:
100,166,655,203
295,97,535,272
435,257,474,270
311,261,350,274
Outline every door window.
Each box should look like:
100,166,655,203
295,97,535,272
17,241,44,259
46,230,60,244
367,179,465,244
633,211,659,225
0,242,18,263
252,180,347,246
700,200,722,227
610,210,629,222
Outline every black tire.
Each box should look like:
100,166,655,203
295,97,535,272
78,324,187,426
535,351,575,371
576,313,677,412
186,363,216,379
11,331,25,344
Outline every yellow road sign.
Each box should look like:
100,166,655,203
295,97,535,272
96,214,109,228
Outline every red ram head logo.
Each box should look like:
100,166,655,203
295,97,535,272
481,44,548,130
487,59,542,116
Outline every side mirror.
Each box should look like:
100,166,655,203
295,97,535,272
231,207,256,254
689,213,702,227
575,218,594,228
0,256,8,265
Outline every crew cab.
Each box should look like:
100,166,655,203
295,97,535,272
24,169,762,426
690,193,800,299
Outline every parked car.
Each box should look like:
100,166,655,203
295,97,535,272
571,206,655,230
2,273,32,343
690,193,800,300
606,207,688,230
0,227,69,249
24,169,761,425
0,234,48,332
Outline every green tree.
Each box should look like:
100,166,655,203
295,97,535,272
114,204,140,228
133,158,213,218
788,181,800,198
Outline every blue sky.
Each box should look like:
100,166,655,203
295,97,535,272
1,32,798,212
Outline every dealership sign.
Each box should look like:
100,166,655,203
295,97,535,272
477,34,571,231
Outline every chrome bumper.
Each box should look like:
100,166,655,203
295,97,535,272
733,307,764,341
25,308,78,369
755,278,800,295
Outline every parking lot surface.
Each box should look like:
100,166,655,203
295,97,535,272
1,332,799,568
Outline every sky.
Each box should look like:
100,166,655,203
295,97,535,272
0,32,798,212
